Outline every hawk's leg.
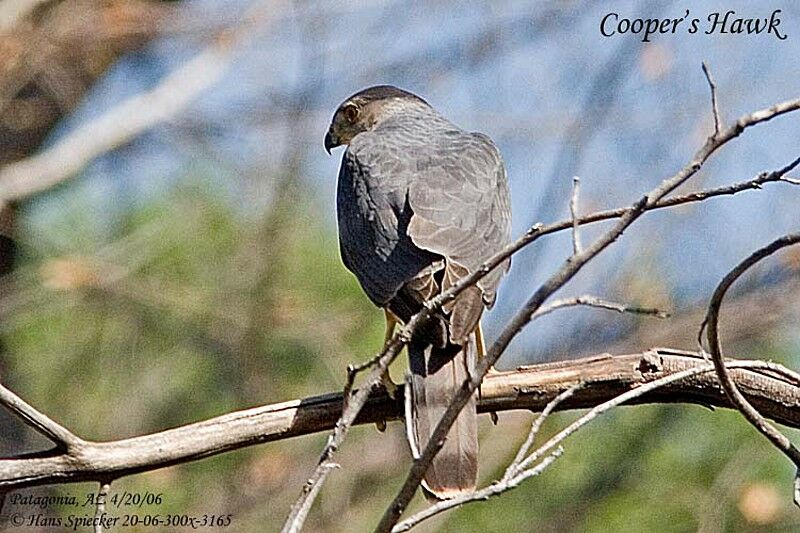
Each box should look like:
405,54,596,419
373,310,400,433
379,309,400,399
476,323,499,374
476,323,500,425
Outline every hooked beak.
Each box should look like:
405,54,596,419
324,130,337,155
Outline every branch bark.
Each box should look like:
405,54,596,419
2,348,799,491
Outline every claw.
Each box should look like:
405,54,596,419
374,376,396,432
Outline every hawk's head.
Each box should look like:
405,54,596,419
325,85,428,154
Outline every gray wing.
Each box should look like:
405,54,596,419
336,146,439,309
405,131,511,307
402,131,510,343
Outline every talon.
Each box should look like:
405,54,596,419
374,372,397,432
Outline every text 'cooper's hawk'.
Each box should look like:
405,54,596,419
325,85,511,499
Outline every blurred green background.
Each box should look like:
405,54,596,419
0,1,799,532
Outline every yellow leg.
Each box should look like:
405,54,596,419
476,323,499,424
380,309,399,399
373,310,400,432
383,309,398,346
476,323,499,374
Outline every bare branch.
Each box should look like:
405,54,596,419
287,148,800,532
392,447,564,533
282,331,409,533
425,153,800,332
94,481,112,533
505,384,581,479
395,357,796,531
531,295,669,321
375,93,800,533
515,361,743,475
570,176,582,253
297,147,800,532
702,232,800,505
2,349,800,491
0,383,82,451
702,61,722,136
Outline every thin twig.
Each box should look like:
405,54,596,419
282,331,410,533
421,153,800,328
514,360,781,475
702,232,800,506
531,295,669,321
570,176,582,253
505,383,582,479
375,93,800,533
702,61,721,136
0,383,82,450
392,447,564,532
94,481,112,533
783,176,800,185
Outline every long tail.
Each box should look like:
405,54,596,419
407,332,478,500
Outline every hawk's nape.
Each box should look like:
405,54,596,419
326,85,511,499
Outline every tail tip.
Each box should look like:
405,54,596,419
421,481,476,502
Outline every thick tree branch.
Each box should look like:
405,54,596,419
1,348,800,491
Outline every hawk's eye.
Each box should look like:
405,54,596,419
342,103,359,123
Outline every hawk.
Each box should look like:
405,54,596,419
325,85,511,499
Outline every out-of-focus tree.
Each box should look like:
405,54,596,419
0,0,182,457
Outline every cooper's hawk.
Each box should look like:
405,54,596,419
325,85,511,499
